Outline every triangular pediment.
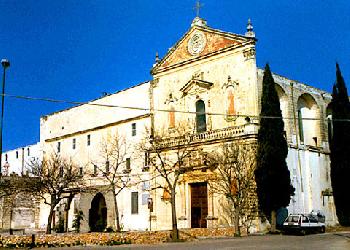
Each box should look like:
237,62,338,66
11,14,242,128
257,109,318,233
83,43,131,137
152,22,254,75
180,78,213,96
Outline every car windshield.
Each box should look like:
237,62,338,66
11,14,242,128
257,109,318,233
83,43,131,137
286,215,300,223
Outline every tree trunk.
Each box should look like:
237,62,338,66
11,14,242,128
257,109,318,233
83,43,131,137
170,186,179,241
234,207,241,237
113,189,121,232
46,206,55,234
270,210,277,233
9,207,13,235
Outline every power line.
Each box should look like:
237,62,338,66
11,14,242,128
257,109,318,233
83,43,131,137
4,93,350,122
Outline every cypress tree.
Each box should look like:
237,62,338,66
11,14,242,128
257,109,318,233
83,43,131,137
330,63,350,226
255,64,294,229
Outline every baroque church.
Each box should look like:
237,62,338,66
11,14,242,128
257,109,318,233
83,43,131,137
0,16,337,233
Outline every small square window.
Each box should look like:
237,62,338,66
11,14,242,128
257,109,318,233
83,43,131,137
16,151,18,159
5,154,8,161
87,134,91,146
72,138,76,150
27,148,30,156
132,123,136,136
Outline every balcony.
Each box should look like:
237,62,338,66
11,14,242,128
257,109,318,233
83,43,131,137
154,123,259,149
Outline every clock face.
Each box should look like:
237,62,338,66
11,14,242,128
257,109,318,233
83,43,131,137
188,31,206,56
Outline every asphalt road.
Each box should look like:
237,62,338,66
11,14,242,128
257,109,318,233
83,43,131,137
32,232,350,250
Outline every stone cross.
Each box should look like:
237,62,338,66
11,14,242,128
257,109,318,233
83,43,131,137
194,0,203,17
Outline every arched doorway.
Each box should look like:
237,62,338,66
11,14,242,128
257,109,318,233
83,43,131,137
89,193,107,232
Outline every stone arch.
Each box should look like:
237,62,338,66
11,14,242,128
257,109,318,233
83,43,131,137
326,103,333,143
89,193,107,232
297,93,320,146
275,84,289,136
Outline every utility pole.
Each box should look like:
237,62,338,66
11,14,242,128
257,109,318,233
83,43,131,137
0,59,10,175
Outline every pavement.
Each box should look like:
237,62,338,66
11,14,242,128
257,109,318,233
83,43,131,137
26,231,350,250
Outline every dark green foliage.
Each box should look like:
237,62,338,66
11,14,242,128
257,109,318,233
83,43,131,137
255,64,294,220
330,63,350,226
72,210,84,233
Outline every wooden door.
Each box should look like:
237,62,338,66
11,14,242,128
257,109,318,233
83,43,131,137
190,182,208,228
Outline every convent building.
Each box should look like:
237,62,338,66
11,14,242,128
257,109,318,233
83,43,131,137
1,16,338,233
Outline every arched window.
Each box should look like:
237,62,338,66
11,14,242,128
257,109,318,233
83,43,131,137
196,100,206,132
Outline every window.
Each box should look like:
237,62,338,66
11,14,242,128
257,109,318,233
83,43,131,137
59,166,64,177
131,192,139,214
196,100,206,132
126,158,131,171
105,161,110,173
87,134,91,146
144,152,150,166
93,164,97,176
131,123,136,136
57,142,61,153
142,181,150,191
5,154,8,161
79,167,83,176
302,216,309,223
16,151,19,159
72,138,76,150
27,148,30,156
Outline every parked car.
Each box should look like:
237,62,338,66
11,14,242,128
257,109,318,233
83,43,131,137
283,213,326,235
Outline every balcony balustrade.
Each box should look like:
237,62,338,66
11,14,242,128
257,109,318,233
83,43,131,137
155,123,258,148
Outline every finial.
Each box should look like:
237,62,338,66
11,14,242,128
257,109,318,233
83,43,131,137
153,52,160,68
245,18,255,38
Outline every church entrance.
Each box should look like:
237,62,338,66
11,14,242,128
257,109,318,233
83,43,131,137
89,193,107,232
190,182,208,228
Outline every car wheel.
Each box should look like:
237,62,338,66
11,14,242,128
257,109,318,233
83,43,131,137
300,229,306,236
320,226,326,233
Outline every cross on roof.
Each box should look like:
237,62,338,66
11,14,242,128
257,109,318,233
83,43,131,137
194,0,203,17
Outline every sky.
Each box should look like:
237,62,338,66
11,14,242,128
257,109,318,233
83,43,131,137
0,0,349,151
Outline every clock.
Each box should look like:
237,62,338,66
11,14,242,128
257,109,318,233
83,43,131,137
187,31,206,56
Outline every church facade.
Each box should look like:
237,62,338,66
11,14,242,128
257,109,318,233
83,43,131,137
1,16,337,233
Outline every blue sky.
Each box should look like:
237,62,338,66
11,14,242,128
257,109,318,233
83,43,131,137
1,0,349,151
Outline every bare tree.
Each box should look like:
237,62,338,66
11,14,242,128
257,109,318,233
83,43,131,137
94,132,136,232
27,153,85,234
143,125,194,241
207,141,258,236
